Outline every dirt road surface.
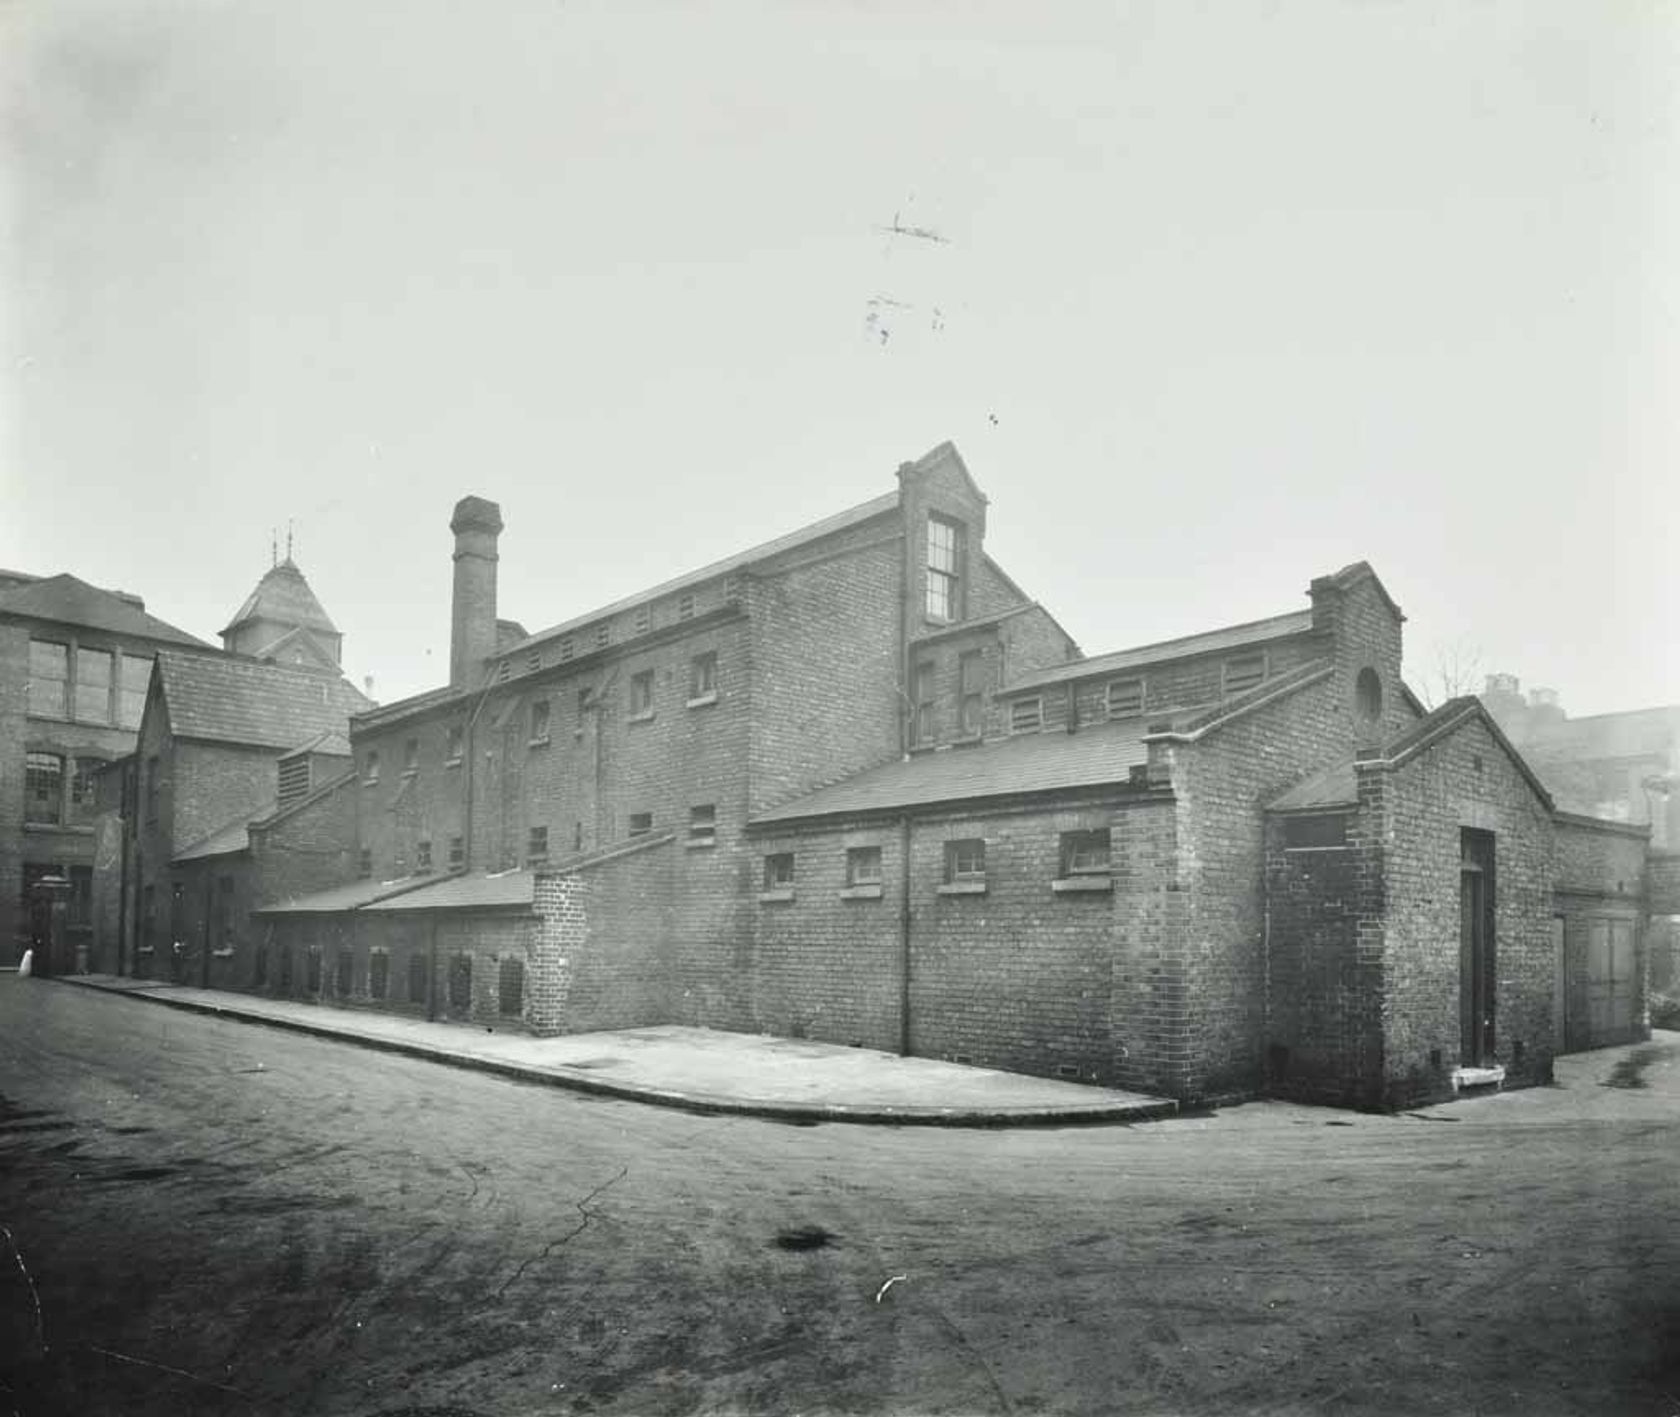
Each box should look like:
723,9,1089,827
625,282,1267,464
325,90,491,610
1,976,1676,1415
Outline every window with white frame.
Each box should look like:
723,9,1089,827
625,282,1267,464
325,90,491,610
689,651,718,703
1059,829,1112,877
958,651,985,738
945,838,986,884
926,514,962,621
910,659,936,747
24,752,63,824
846,846,882,887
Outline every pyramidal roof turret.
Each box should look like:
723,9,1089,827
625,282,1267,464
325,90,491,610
221,557,344,670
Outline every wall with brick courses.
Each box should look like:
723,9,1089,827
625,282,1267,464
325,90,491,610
969,557,1027,621
1378,716,1557,1106
1180,670,1354,1101
1262,823,1377,1102
256,909,536,1028
1552,815,1650,1051
173,741,278,851
251,775,360,906
747,538,903,814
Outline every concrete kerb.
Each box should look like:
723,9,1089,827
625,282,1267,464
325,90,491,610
46,977,1175,1129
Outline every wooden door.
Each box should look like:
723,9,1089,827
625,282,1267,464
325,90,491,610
1460,831,1496,1066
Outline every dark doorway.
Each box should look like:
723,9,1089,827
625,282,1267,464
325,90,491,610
1460,830,1496,1066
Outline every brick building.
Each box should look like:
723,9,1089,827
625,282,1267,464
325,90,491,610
0,569,210,969
108,558,372,985
231,443,1658,1108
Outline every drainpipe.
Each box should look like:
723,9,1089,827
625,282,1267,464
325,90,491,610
427,916,440,1022
460,663,499,873
117,811,132,978
899,814,913,1056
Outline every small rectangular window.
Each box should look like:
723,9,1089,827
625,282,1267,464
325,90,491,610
357,847,372,879
530,698,551,743
496,660,511,683
1060,829,1112,876
763,852,794,890
446,723,464,763
633,605,651,635
689,652,718,703
1106,678,1145,718
69,756,103,823
558,636,575,663
526,650,541,675
448,836,465,870
364,750,380,785
416,839,433,873
846,846,882,887
629,670,655,719
74,647,113,723
688,804,716,845
677,593,695,621
1010,697,1042,734
527,825,549,865
1224,652,1266,696
910,659,936,747
403,738,419,775
629,811,653,838
945,838,986,882
958,651,985,738
28,640,69,718
595,624,612,650
25,752,63,825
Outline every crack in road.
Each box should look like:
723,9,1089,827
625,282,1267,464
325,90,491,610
494,1165,629,1299
0,1225,45,1358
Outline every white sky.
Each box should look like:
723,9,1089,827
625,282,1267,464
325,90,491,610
3,0,1675,716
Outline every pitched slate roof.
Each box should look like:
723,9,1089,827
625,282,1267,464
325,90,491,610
368,870,536,912
0,573,208,647
156,651,373,750
1003,610,1315,693
219,559,339,638
505,489,901,657
174,804,275,863
753,721,1153,825
253,877,427,915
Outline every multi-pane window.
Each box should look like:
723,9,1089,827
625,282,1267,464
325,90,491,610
446,724,464,763
403,738,419,775
763,852,795,890
25,752,63,825
690,652,718,702
530,698,551,743
448,837,465,870
926,515,962,621
1059,829,1112,876
416,839,434,873
75,648,113,723
629,671,655,719
577,687,593,726
119,654,151,728
1107,678,1145,718
28,641,68,718
629,812,653,838
846,846,882,887
688,805,717,846
910,659,936,747
945,838,986,883
527,825,549,864
1010,697,1043,733
1224,653,1266,696
958,651,985,738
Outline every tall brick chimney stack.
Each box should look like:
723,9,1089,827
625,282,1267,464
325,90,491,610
450,496,504,689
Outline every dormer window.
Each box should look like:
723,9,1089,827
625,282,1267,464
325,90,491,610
926,514,962,622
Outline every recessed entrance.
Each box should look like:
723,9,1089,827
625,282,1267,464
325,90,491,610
1460,830,1496,1067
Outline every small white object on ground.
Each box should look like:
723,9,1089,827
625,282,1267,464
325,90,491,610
876,1274,907,1303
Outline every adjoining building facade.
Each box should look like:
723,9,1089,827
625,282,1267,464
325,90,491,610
0,570,210,969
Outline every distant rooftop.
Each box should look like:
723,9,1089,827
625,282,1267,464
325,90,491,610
0,573,208,647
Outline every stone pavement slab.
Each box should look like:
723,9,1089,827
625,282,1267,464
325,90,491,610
49,975,1175,1126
